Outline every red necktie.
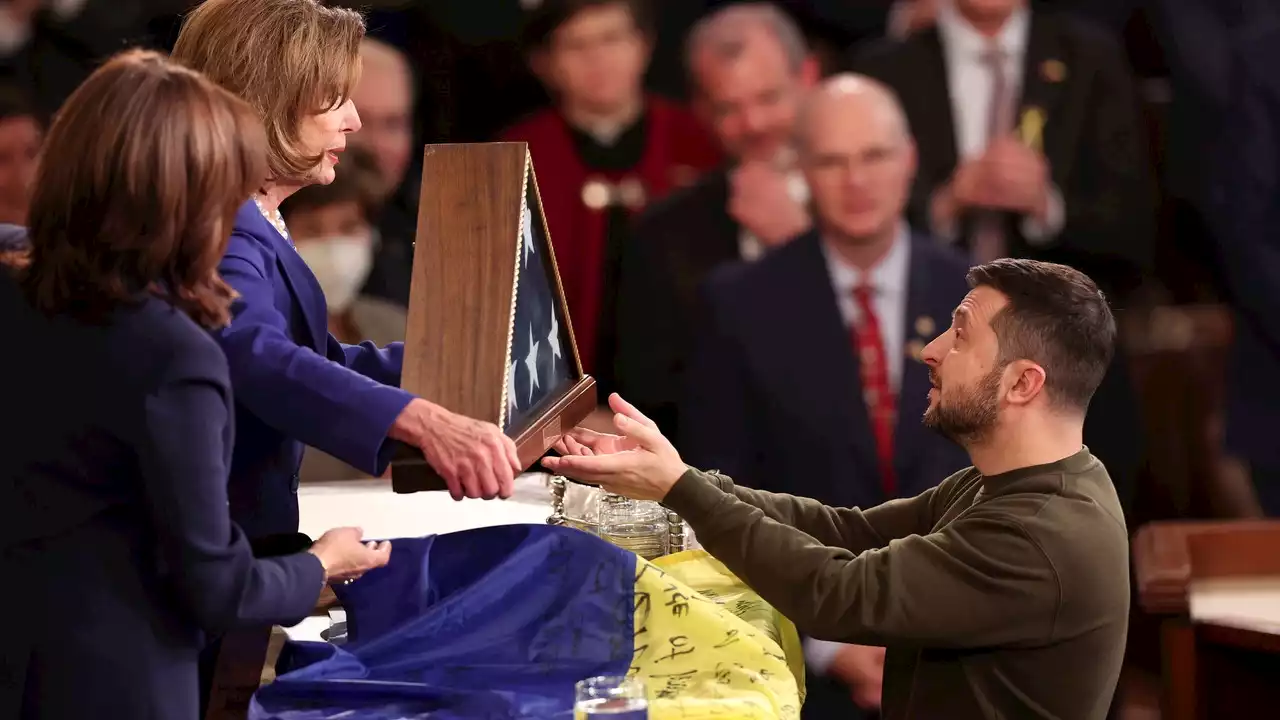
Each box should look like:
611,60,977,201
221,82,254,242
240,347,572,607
852,285,897,497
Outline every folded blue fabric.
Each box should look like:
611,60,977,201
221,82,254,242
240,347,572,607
250,524,636,720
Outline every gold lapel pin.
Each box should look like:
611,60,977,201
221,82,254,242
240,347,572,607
1041,59,1066,83
914,316,935,337
1019,106,1046,153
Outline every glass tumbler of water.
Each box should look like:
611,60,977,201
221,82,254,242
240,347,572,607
599,494,669,560
574,675,648,719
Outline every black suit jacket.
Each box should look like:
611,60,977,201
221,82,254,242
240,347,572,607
679,231,973,510
0,286,323,720
614,169,741,441
849,11,1154,302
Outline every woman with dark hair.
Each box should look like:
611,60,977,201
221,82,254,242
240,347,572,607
170,0,520,544
0,49,390,720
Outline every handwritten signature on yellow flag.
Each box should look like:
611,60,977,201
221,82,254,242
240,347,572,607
622,550,806,720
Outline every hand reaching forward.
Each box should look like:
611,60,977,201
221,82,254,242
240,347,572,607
542,393,688,502
308,526,392,583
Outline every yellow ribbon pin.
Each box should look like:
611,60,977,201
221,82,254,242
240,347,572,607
1019,106,1045,153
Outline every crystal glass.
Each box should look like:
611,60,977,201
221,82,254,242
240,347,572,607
598,494,669,560
561,479,608,536
574,675,648,720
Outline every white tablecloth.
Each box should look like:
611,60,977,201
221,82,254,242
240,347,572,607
296,472,555,541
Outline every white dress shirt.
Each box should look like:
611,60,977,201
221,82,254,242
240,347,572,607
821,225,911,392
934,1,1064,244
804,225,912,674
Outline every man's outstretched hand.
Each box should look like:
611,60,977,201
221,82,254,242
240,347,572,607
542,393,688,502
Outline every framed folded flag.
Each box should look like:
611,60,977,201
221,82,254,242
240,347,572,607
391,142,596,493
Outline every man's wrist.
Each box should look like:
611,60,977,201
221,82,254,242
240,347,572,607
656,463,690,501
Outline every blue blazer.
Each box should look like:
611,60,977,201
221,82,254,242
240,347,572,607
0,280,324,720
218,201,413,540
678,231,973,510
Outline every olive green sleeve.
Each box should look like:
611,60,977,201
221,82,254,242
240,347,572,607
675,467,957,553
663,469,1059,648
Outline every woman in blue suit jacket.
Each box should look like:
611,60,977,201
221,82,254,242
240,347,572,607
170,0,522,545
0,50,389,720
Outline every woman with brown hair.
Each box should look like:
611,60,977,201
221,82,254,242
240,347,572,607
169,0,519,545
0,49,390,720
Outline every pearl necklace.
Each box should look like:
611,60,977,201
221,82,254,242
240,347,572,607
253,195,292,244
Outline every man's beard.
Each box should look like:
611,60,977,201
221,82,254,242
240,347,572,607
923,365,1003,445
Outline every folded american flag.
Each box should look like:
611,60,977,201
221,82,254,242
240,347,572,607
504,169,575,433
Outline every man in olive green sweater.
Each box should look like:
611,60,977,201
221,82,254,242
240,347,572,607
544,258,1130,720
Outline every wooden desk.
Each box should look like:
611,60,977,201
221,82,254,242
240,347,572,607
1134,521,1280,720
1194,622,1280,717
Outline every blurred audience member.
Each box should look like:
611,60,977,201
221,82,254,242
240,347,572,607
681,73,972,720
0,84,40,226
614,2,819,438
501,0,720,394
851,0,1152,303
350,37,419,308
352,38,415,193
280,146,406,349
850,0,1146,511
0,0,166,116
886,0,938,39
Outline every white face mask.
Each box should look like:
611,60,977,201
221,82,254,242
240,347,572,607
296,235,373,312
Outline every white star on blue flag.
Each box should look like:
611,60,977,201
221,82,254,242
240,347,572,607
504,166,575,432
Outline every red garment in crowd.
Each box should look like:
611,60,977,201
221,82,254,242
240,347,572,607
499,96,721,376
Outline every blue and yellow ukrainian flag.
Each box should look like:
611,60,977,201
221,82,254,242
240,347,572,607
250,524,804,719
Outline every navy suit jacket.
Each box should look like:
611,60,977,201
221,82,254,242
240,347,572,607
679,231,973,511
0,283,323,720
217,201,413,539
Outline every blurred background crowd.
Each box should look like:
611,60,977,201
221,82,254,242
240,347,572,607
1,0,1276,717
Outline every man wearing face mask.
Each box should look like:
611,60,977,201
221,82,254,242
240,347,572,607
279,147,410,482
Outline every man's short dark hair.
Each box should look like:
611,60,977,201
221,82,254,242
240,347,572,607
519,0,653,55
967,259,1115,413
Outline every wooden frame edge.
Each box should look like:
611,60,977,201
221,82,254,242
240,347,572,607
391,376,597,494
